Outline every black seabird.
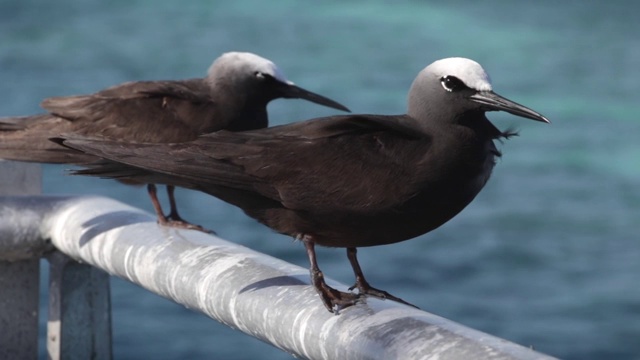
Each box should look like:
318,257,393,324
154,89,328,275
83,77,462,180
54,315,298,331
0,51,349,231
57,57,549,312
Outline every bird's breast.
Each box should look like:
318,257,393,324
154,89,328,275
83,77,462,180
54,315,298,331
462,139,498,199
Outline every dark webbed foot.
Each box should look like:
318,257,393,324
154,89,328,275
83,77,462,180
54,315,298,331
348,280,418,308
157,216,216,234
347,247,419,309
303,236,361,313
147,184,216,234
311,268,361,313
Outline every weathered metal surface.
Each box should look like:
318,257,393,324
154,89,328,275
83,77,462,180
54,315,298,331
0,194,556,360
47,251,112,360
0,161,41,360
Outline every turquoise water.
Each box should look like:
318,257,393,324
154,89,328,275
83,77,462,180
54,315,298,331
2,1,639,359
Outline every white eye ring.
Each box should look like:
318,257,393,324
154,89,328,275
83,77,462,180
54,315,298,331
440,76,464,92
440,79,453,92
255,72,265,80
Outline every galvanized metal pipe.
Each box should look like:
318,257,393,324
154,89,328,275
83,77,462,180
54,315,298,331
0,195,555,360
0,161,41,360
46,251,113,360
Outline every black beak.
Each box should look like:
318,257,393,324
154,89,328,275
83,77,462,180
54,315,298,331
277,81,350,112
469,91,550,123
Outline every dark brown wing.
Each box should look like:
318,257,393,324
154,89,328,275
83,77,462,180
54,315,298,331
41,79,220,141
62,114,431,214
0,80,221,164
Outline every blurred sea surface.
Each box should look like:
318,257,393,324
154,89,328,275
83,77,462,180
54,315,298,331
1,1,639,359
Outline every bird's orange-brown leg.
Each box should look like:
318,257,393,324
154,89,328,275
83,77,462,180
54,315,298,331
302,236,360,313
346,247,418,308
166,185,182,221
147,183,170,223
146,184,214,234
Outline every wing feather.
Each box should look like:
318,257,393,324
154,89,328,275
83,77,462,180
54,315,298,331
62,115,432,213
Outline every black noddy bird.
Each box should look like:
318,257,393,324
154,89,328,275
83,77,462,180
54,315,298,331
56,57,549,312
0,51,349,232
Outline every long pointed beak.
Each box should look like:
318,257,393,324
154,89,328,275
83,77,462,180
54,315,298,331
278,82,350,112
469,91,550,123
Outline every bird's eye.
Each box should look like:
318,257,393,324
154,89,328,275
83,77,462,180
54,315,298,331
255,71,265,80
440,76,465,92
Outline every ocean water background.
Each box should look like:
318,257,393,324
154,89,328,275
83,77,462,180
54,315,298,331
1,1,639,359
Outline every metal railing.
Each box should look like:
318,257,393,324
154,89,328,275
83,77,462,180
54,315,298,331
0,161,556,360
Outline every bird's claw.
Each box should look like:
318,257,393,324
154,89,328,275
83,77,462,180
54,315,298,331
350,282,419,309
311,270,361,313
158,215,217,235
316,283,362,314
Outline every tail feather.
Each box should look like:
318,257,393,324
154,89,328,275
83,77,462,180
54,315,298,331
0,115,95,164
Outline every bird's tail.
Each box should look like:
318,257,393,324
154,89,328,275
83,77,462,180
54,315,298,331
0,115,97,164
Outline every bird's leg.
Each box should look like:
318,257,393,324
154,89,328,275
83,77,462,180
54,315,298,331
166,185,183,221
146,184,215,234
346,247,419,308
302,236,360,313
147,183,170,224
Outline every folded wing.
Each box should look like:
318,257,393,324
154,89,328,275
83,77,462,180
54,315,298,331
62,114,432,214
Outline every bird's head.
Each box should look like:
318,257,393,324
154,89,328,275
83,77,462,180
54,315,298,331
207,52,349,112
408,57,549,124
